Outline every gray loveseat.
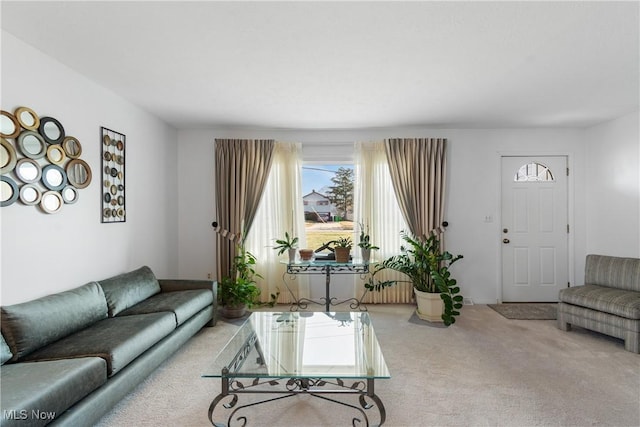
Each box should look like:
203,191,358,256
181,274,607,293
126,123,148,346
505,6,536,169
558,254,640,353
0,266,216,426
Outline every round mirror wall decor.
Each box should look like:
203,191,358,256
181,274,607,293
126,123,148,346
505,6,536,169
0,106,92,214
101,127,125,223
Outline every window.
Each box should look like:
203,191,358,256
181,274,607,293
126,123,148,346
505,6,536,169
514,162,554,182
302,164,355,256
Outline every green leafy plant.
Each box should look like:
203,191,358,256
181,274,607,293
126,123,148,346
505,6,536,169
332,236,353,248
365,231,464,326
357,222,379,250
273,232,299,255
218,243,262,308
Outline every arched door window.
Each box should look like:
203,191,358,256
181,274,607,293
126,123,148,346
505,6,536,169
514,162,554,182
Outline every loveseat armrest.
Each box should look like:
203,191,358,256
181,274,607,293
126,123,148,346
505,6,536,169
158,280,217,326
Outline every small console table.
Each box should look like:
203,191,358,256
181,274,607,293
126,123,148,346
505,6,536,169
281,260,371,312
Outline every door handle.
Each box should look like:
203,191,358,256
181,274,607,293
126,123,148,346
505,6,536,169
503,238,510,244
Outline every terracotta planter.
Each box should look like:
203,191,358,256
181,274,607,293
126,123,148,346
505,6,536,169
334,247,351,263
414,289,444,322
299,249,314,261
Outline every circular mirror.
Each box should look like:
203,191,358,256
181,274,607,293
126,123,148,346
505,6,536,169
104,193,111,203
15,158,42,183
19,184,41,205
47,144,67,165
103,208,112,218
115,155,124,165
40,191,63,214
110,167,118,177
104,179,111,188
110,199,117,206
103,135,112,146
14,107,40,131
104,152,112,161
116,140,124,151
62,136,82,159
117,195,125,206
66,159,92,189
17,131,47,159
1,138,17,174
110,184,117,195
38,117,65,145
0,111,20,139
0,176,19,207
42,164,67,191
118,184,124,191
117,208,125,218
61,185,78,204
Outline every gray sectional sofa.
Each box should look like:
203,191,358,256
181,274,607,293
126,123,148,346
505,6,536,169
558,254,640,353
0,266,216,426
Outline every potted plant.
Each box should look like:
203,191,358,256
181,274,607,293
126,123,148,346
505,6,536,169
365,231,464,326
357,222,379,263
332,236,353,263
218,242,262,318
273,231,299,263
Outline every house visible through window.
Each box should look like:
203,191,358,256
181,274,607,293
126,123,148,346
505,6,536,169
302,164,355,257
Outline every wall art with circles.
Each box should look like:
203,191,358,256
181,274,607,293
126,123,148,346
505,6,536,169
101,127,126,223
0,107,92,214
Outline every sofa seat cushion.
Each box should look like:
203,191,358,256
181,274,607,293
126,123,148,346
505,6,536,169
559,284,640,320
22,312,175,377
1,333,12,365
0,357,106,427
98,266,161,317
1,282,108,362
117,290,213,326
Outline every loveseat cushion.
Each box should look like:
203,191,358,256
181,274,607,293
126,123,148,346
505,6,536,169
585,254,640,292
1,333,13,365
0,282,108,361
0,357,106,427
559,284,640,320
22,312,175,377
98,266,162,316
117,289,213,326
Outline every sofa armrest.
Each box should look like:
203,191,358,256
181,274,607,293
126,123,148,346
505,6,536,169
158,280,217,326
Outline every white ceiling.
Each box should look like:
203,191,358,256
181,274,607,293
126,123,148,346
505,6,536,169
1,1,638,130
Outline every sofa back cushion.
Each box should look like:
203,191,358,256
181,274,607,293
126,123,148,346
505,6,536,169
0,333,12,365
0,282,108,361
585,254,640,292
98,266,161,316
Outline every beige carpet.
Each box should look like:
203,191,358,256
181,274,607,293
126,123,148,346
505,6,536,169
96,304,640,427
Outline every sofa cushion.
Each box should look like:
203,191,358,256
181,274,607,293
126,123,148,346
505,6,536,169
0,282,108,361
1,333,12,365
0,357,106,427
98,266,162,316
585,254,640,292
22,312,175,377
559,284,640,320
117,289,213,326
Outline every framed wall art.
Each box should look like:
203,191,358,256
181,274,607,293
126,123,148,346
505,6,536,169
100,127,126,223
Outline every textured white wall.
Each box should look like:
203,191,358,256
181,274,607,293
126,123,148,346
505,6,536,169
584,111,640,258
0,31,179,305
177,127,588,304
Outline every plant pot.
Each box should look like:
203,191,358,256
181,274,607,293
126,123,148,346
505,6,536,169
221,304,247,319
335,247,351,263
361,248,371,263
414,289,444,322
288,248,297,263
299,249,314,261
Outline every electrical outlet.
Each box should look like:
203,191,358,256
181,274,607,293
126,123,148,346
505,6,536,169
207,273,212,279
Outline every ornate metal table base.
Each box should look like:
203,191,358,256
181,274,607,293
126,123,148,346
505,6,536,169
282,261,371,312
208,376,386,427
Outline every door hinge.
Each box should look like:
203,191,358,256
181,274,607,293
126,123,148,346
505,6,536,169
566,167,569,176
567,224,570,233
567,282,570,288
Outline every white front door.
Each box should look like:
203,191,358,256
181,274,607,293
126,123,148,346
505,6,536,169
501,156,568,302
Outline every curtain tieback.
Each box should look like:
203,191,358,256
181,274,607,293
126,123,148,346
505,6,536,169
211,222,242,243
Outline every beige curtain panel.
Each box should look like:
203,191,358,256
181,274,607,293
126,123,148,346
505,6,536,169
214,139,275,282
384,138,447,240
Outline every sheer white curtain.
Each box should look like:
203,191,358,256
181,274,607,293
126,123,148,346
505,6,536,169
245,142,308,304
354,142,413,303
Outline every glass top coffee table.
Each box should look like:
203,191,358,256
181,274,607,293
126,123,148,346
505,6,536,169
203,311,390,426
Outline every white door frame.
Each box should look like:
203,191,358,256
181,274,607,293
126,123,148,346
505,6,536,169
495,151,575,304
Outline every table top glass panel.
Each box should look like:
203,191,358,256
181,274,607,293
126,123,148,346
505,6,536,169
203,312,390,379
